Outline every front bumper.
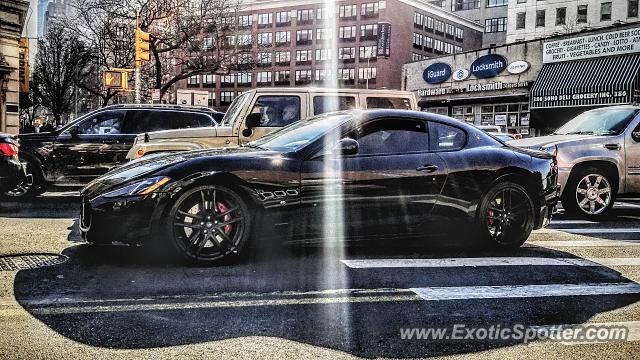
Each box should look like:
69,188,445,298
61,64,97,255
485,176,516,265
80,192,172,245
535,183,560,230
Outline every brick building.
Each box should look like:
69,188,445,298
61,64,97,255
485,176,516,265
179,0,483,109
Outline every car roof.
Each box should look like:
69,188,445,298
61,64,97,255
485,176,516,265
101,104,221,113
348,109,482,133
240,87,415,96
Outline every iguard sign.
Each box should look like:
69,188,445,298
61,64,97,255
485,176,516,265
423,63,452,84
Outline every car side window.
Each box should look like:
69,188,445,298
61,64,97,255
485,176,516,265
313,96,356,115
349,119,429,156
123,110,173,133
75,111,125,135
249,95,301,127
172,112,214,128
429,122,466,151
365,97,412,110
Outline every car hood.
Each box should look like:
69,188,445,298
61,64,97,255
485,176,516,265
509,134,609,150
82,146,276,198
136,126,219,142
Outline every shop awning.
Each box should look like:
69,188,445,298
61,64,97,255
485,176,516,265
530,54,640,109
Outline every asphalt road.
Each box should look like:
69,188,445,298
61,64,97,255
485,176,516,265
0,193,640,359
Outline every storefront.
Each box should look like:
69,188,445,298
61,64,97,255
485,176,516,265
403,23,640,136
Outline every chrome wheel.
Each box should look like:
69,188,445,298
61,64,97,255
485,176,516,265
171,186,247,262
575,173,611,215
485,186,532,246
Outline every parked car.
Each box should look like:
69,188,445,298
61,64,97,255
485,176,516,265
126,88,417,160
0,133,26,194
81,109,559,265
5,104,222,198
510,105,640,217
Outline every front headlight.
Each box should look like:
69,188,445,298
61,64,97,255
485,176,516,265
103,176,171,198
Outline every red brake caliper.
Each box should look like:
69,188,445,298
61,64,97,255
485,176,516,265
216,202,232,234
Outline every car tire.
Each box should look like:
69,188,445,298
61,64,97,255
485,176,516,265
163,184,252,265
476,181,535,249
561,167,615,218
2,160,45,199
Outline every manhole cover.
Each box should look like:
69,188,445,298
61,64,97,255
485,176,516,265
0,254,67,271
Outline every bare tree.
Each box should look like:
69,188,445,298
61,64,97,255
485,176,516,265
33,24,91,125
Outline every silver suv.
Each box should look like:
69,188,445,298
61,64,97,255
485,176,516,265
510,106,640,217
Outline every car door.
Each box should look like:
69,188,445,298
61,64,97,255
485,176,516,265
239,94,304,144
52,110,127,181
300,117,448,236
625,116,640,193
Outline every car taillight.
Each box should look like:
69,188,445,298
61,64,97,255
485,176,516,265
0,143,18,157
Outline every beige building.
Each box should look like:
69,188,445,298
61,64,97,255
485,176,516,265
0,0,29,134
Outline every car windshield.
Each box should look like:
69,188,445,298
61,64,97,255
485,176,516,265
553,108,638,136
248,113,351,152
219,92,252,127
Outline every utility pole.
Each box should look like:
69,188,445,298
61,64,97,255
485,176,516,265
135,11,140,103
135,10,150,104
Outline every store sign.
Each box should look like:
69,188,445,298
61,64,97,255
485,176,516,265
377,22,392,57
418,81,530,97
452,68,469,81
507,61,530,75
543,27,640,63
471,54,507,79
531,89,631,108
495,114,507,126
423,63,452,84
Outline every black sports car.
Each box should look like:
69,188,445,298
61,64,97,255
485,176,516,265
80,110,559,265
0,133,26,194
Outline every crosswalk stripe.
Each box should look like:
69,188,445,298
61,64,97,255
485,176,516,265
548,220,597,225
341,257,640,268
410,282,640,300
536,228,640,234
527,240,640,247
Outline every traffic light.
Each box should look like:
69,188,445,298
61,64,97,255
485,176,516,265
136,27,150,62
103,70,129,90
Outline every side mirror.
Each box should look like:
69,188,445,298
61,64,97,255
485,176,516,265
245,113,262,128
333,137,359,156
68,126,81,138
632,130,640,142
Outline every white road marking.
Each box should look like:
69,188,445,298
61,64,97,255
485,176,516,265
548,220,597,225
527,240,640,247
536,228,640,234
341,257,640,268
410,282,640,301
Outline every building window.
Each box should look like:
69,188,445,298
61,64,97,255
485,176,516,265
434,39,444,54
257,71,272,86
208,92,215,107
317,28,332,41
339,4,357,19
316,48,331,61
360,24,378,40
275,31,290,45
275,51,290,65
257,52,272,66
276,11,291,26
203,74,215,86
516,12,526,29
339,47,356,62
237,72,252,86
275,70,290,85
358,67,377,84
339,26,357,41
453,0,480,11
238,15,252,28
338,68,355,83
425,36,433,51
361,2,379,18
630,0,639,18
455,27,464,41
434,19,445,34
485,17,507,33
317,7,327,20
536,10,546,27
237,34,252,47
296,49,312,64
258,13,272,27
223,35,235,48
359,45,377,60
315,69,329,81
601,2,612,21
486,0,507,7
220,91,235,105
295,70,312,84
258,32,272,46
413,32,424,49
556,7,567,25
577,5,588,23
411,53,423,61
296,29,313,45
297,9,313,24
426,16,434,31
221,74,235,87
187,75,200,88
414,12,424,28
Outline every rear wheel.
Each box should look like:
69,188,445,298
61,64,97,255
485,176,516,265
562,167,615,218
476,181,535,248
3,160,45,199
165,184,251,265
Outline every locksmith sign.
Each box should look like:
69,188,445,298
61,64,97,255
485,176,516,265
543,27,640,63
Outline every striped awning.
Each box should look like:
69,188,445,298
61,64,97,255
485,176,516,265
530,54,640,109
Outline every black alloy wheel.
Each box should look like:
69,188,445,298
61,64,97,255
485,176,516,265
3,161,45,199
167,185,251,265
477,181,535,248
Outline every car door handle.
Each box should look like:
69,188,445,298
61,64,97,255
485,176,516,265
416,164,439,172
604,144,620,150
